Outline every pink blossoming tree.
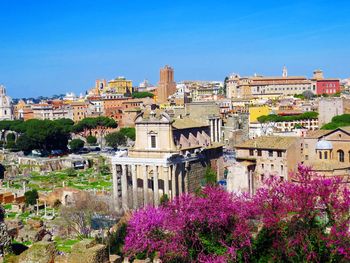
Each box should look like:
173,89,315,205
123,165,350,262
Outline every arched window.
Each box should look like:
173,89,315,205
338,150,344,162
324,152,328,159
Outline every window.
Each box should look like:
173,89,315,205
305,143,308,149
277,151,282,157
305,155,309,160
249,149,254,156
281,165,284,173
257,149,262,156
260,174,264,181
319,151,322,159
268,150,273,157
261,163,264,169
151,135,157,149
338,150,345,162
271,164,274,171
324,152,328,159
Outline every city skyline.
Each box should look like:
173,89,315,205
1,0,350,97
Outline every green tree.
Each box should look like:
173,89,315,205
105,132,127,148
223,76,229,96
204,167,217,185
69,139,85,152
16,134,37,154
86,135,97,145
72,117,117,137
119,127,136,141
160,194,169,205
0,205,4,222
24,189,38,206
257,112,318,123
131,92,154,99
6,133,15,142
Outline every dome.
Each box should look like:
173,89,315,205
316,139,333,150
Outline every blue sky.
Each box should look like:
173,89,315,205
0,0,350,98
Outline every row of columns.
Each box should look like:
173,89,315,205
112,163,185,212
210,118,222,142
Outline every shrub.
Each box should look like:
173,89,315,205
86,135,97,145
24,189,38,206
131,92,154,99
119,127,136,141
69,139,84,152
105,132,127,148
65,168,77,177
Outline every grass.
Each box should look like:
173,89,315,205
4,204,12,209
6,212,17,218
4,169,112,195
54,237,81,253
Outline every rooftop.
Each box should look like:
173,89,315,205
235,136,298,150
172,118,208,130
304,160,350,171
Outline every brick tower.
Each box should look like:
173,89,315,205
157,65,176,103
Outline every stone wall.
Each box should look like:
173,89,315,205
186,160,208,193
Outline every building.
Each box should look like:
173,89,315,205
157,65,177,103
111,109,224,211
302,128,350,178
0,85,13,120
234,136,301,193
31,101,73,120
87,96,104,117
71,101,88,122
249,117,318,139
222,112,249,148
14,100,28,120
312,70,341,95
226,67,318,99
315,79,340,95
178,102,223,143
107,77,132,95
318,97,350,126
249,106,270,123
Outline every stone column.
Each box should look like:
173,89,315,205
216,118,219,142
153,165,159,207
210,119,214,142
143,165,148,205
121,164,128,210
212,119,216,142
218,118,222,142
163,166,169,198
249,170,253,197
112,164,120,211
178,164,183,196
171,165,176,199
131,164,138,209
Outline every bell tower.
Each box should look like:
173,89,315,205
282,66,288,78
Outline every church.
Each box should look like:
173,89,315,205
111,108,224,211
0,85,13,121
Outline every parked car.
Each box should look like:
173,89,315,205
49,149,66,158
88,146,101,152
31,149,49,157
78,148,90,154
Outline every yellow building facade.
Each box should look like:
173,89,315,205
107,77,132,94
249,105,270,123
